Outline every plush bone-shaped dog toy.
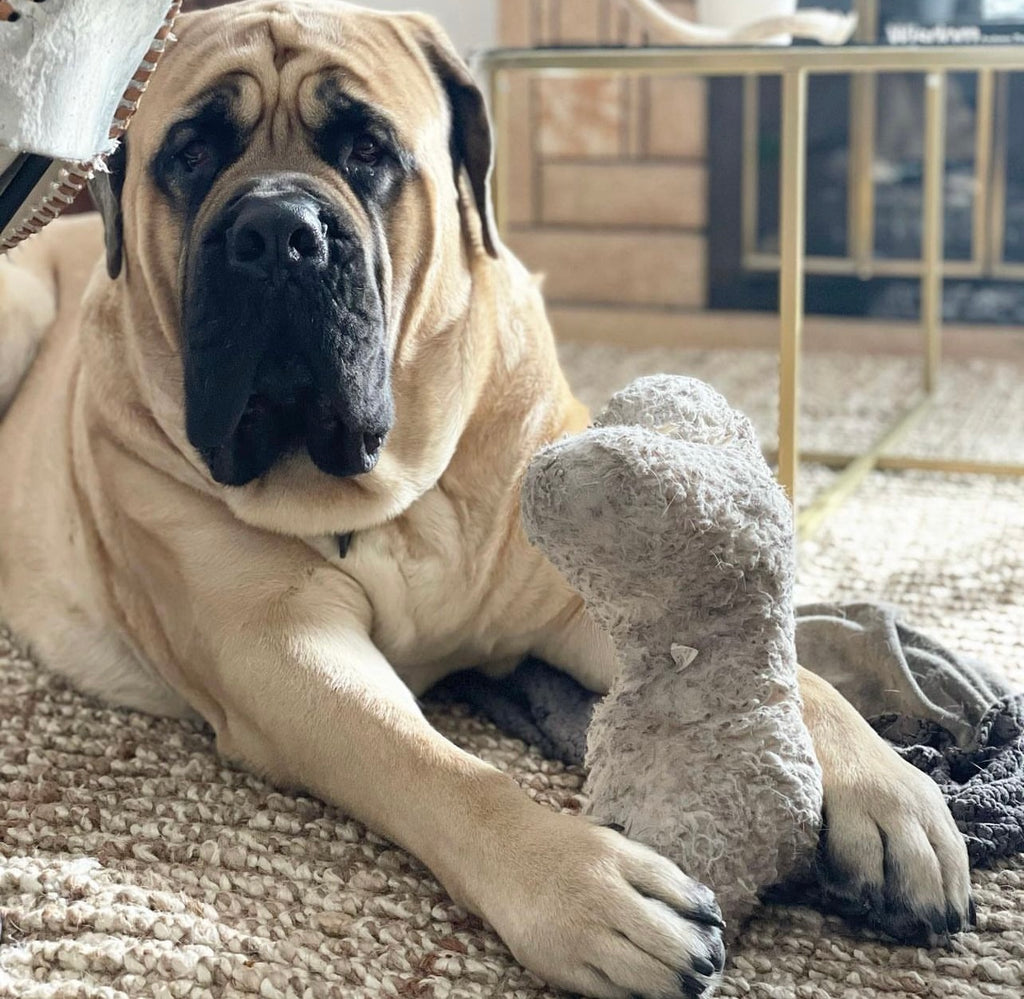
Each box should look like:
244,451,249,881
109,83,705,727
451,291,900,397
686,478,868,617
521,375,824,931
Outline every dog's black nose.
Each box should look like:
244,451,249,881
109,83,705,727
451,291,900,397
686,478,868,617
226,194,328,279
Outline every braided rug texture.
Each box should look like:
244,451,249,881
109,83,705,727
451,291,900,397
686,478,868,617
2,348,1024,998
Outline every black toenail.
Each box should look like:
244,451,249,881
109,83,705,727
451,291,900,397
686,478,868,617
945,903,963,936
690,902,726,929
679,972,708,997
691,955,715,977
706,936,726,972
929,907,950,938
969,898,978,927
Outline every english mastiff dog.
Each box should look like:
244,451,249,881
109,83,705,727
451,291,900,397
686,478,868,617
0,2,972,995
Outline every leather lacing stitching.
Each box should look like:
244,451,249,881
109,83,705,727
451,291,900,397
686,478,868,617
0,0,181,251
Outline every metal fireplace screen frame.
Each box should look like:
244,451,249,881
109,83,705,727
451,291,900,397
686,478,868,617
480,42,1024,536
739,1,1022,286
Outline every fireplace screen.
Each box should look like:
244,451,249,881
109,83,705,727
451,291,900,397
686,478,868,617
708,0,1024,324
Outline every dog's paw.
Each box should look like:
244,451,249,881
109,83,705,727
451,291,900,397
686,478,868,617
817,747,974,946
481,816,725,999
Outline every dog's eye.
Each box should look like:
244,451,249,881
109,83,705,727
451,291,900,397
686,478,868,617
178,138,214,173
351,134,383,166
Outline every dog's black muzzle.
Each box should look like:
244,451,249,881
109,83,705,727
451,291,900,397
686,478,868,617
181,175,393,487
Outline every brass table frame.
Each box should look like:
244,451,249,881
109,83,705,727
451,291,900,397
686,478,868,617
478,44,1024,536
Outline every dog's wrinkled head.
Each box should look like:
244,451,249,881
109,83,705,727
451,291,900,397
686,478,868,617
90,0,495,488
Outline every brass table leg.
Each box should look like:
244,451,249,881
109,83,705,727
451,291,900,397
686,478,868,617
777,68,808,505
989,72,1010,275
922,70,947,393
795,397,932,537
741,74,761,261
974,69,995,273
848,72,877,277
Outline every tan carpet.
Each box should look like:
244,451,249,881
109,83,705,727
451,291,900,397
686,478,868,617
2,347,1024,998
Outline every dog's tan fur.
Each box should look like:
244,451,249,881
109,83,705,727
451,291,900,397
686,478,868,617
0,3,970,995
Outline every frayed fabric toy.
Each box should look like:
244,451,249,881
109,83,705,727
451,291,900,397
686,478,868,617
0,0,179,250
440,375,1023,937
520,375,824,931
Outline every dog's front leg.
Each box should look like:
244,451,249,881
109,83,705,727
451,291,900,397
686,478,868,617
797,667,974,942
195,592,725,999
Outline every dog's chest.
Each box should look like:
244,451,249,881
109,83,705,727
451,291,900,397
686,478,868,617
310,486,534,694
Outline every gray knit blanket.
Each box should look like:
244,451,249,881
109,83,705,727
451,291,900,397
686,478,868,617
433,603,1024,869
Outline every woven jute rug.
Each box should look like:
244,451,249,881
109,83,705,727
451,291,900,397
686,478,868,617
2,346,1023,998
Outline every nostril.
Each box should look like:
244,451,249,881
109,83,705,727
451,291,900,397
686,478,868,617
233,228,267,264
288,224,322,260
363,432,384,458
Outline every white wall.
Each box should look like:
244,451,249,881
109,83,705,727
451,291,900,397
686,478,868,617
358,1,498,56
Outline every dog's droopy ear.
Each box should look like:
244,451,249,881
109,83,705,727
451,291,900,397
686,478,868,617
411,17,498,259
88,140,127,279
